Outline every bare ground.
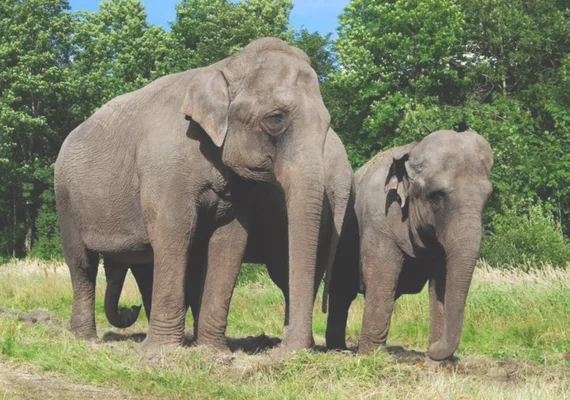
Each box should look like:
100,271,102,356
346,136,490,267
0,358,135,400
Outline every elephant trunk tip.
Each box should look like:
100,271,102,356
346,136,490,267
107,305,142,329
427,341,456,361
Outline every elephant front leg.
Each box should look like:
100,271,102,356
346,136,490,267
358,242,402,354
196,217,248,352
143,218,196,351
326,292,352,350
326,262,358,350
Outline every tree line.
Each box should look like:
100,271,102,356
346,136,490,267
1,0,570,267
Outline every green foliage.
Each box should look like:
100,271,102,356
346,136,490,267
73,0,181,111
291,29,336,82
481,204,570,268
0,0,78,259
329,0,570,267
1,0,570,270
171,0,293,68
0,0,342,262
31,166,62,260
329,0,468,165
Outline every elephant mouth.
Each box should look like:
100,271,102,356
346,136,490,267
239,166,275,182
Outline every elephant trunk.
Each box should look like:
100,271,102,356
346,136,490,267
428,218,482,361
282,159,325,350
104,266,141,329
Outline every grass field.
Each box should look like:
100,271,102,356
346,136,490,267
1,259,570,399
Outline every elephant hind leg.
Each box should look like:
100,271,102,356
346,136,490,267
358,242,403,354
60,220,99,339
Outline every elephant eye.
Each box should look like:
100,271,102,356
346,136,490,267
429,191,446,209
262,112,286,136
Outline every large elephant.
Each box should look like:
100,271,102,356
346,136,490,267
104,128,354,346
326,130,493,361
55,37,331,354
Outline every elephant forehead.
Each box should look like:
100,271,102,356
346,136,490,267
413,134,487,176
230,89,296,122
244,53,315,91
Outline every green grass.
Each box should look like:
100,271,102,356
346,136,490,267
1,259,570,399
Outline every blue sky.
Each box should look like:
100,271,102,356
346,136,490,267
68,0,350,36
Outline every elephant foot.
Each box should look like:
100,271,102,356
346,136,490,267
357,338,386,355
196,337,232,354
71,326,98,341
327,342,347,351
427,341,455,361
326,332,347,350
269,344,292,358
270,337,314,358
140,335,183,354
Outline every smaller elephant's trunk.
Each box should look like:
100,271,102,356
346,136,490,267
104,266,141,329
428,219,482,361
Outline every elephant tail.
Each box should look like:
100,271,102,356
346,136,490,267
104,264,141,329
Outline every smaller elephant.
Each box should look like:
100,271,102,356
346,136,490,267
326,130,493,361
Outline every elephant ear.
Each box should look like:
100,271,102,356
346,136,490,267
384,143,417,209
181,68,230,147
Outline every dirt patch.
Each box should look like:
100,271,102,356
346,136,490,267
0,358,135,400
1,308,61,325
385,348,570,384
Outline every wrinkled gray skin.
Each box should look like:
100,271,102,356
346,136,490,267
55,38,331,354
104,128,354,345
326,130,493,361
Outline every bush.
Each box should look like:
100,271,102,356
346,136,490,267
481,204,570,268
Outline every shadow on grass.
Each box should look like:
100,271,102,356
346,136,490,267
102,331,147,343
387,345,462,367
228,334,281,354
101,331,281,354
387,345,426,358
100,331,461,362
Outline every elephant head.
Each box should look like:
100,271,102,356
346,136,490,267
386,130,493,360
181,38,330,349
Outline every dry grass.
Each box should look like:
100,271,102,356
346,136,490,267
1,259,570,399
474,260,570,287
